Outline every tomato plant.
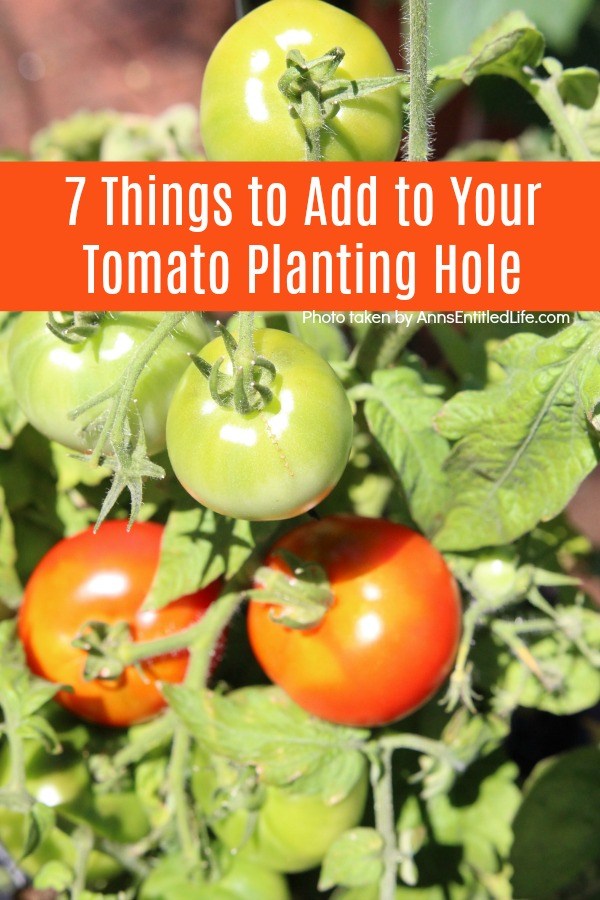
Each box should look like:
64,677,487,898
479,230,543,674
8,312,209,456
2,0,600,895
200,0,403,162
17,520,221,726
248,516,461,726
166,327,353,521
192,689,369,872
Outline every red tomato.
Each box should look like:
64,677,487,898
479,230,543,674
18,521,221,727
247,516,461,726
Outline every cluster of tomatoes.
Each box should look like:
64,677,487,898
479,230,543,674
7,314,461,898
4,1,462,895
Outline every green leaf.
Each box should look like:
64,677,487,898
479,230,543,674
474,610,600,716
429,0,591,68
145,504,278,609
511,747,600,897
435,318,600,551
34,860,74,892
556,65,600,110
396,753,520,898
22,801,55,859
567,87,600,158
432,12,544,85
165,685,368,797
319,828,384,891
364,368,450,536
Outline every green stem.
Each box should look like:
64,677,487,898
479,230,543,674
71,311,188,465
70,826,93,900
407,0,430,161
524,76,592,161
168,727,198,863
166,590,245,863
235,312,256,368
370,746,398,900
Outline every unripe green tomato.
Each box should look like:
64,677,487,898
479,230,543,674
0,812,122,888
166,329,353,521
191,688,369,873
8,312,210,456
0,741,88,808
200,0,402,161
471,553,520,606
139,852,291,900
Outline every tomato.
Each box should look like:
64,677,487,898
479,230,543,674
0,738,129,888
0,813,123,888
200,0,402,161
18,520,221,727
139,852,291,900
166,329,353,521
0,740,89,809
8,312,209,456
248,516,461,726
192,688,368,873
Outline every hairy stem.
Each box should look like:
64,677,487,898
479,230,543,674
407,0,430,161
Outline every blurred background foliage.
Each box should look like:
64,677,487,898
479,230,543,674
0,0,598,157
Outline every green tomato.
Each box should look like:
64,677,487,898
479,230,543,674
8,312,209,456
200,0,402,161
0,812,122,888
0,741,88,808
192,689,368,873
0,736,149,886
166,328,353,521
139,852,291,900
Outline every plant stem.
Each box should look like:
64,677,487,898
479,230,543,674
370,746,398,900
407,0,430,161
166,590,245,863
70,311,189,465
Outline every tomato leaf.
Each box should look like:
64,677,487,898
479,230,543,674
319,827,384,891
431,12,545,85
165,685,368,799
364,368,450,536
397,753,520,897
429,0,590,68
474,609,600,716
22,801,55,860
511,747,600,897
144,504,278,609
434,316,600,551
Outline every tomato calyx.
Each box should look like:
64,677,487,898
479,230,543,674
278,47,406,161
46,311,105,345
248,551,334,629
192,313,277,414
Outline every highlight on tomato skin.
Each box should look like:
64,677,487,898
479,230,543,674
17,520,222,728
166,328,354,522
247,515,462,727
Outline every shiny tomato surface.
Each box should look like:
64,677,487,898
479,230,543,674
18,521,220,726
248,516,461,726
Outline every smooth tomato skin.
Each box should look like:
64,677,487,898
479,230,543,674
192,689,368,872
18,521,221,727
200,0,402,161
8,312,209,455
166,329,353,521
248,516,461,726
139,853,291,900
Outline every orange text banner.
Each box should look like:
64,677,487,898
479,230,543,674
0,161,596,311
